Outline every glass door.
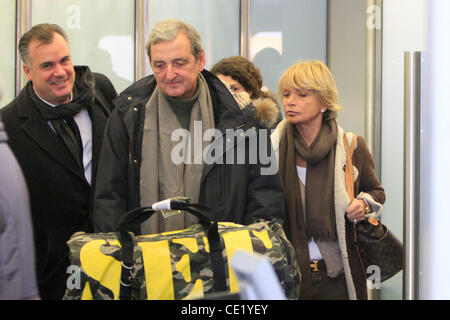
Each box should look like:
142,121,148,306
0,0,16,107
249,0,327,97
31,0,135,93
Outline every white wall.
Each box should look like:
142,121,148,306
381,0,428,299
419,0,450,300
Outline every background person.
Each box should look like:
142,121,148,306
93,19,284,235
0,84,40,300
271,60,385,300
211,55,282,130
1,23,117,299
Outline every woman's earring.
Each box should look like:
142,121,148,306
320,109,326,113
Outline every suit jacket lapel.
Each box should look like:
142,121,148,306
18,92,85,179
88,99,109,178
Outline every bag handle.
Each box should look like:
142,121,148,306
117,198,227,299
116,197,216,231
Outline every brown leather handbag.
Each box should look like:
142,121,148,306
343,133,403,282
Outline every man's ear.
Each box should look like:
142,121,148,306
197,50,206,71
23,63,32,81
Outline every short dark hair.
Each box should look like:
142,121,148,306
18,23,69,65
211,56,263,99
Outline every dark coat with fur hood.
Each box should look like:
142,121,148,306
241,95,282,130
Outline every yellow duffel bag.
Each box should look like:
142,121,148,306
63,198,300,300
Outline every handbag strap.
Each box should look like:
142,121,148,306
343,133,357,201
343,134,380,228
343,133,368,276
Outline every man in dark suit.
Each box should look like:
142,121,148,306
1,23,117,299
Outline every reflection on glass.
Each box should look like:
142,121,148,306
0,0,16,107
249,0,327,95
31,0,134,93
97,35,134,85
249,32,283,92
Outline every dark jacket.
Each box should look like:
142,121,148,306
93,70,284,233
0,117,40,300
1,66,117,299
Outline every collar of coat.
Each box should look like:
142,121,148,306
16,66,107,119
113,69,248,134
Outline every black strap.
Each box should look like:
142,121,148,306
117,198,229,298
207,221,227,293
118,230,137,300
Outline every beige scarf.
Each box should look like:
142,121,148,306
139,73,215,234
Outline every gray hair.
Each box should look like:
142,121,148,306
18,23,69,66
145,19,203,62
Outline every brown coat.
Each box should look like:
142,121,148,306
271,120,386,299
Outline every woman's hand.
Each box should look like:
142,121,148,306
346,199,367,224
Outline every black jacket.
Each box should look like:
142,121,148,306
93,70,284,233
1,66,117,299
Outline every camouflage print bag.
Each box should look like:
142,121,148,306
63,198,300,300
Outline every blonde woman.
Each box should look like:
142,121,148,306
271,60,385,300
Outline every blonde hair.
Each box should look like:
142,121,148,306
278,60,342,119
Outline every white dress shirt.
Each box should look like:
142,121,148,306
34,90,92,184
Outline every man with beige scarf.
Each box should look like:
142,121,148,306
93,19,284,235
